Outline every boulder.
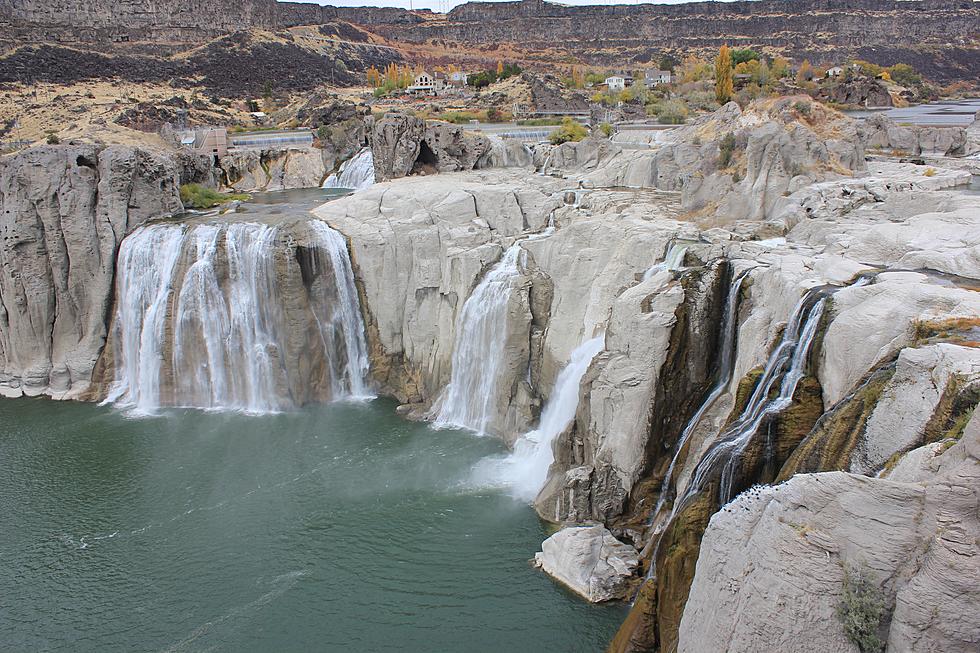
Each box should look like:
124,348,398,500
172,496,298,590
534,525,640,602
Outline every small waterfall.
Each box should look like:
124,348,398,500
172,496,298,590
681,290,827,507
104,220,371,413
323,148,375,191
433,245,524,434
649,271,747,526
473,335,605,501
307,221,372,399
642,242,689,281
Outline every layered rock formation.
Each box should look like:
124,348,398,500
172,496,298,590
534,524,640,602
0,144,181,399
369,113,496,182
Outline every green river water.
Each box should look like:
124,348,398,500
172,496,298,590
0,397,626,652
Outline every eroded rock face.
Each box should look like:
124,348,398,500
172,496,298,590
860,113,968,157
678,413,980,653
369,113,510,182
0,144,182,398
221,147,328,192
534,524,640,602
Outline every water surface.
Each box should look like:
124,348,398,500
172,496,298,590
0,398,626,652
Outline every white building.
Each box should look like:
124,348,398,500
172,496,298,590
826,66,844,77
408,72,444,95
448,70,468,86
644,69,672,87
605,76,626,92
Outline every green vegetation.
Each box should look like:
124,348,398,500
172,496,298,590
516,117,565,126
837,564,886,653
886,63,922,87
549,117,588,145
731,48,761,66
179,184,250,210
718,132,737,168
599,122,614,138
467,62,522,88
45,132,60,145
649,98,689,124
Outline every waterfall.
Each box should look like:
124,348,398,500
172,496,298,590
642,242,689,281
649,271,747,526
103,224,187,414
472,335,605,501
323,148,375,191
103,220,371,414
307,221,372,399
433,245,524,434
681,290,827,507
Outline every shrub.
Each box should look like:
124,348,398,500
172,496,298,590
179,184,249,209
731,48,761,66
888,63,922,87
655,99,689,124
793,101,812,117
45,132,60,145
599,122,614,138
838,564,886,653
923,167,937,177
718,132,737,168
549,116,588,145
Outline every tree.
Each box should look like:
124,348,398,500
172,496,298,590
796,59,814,84
715,46,734,104
731,49,761,66
771,56,790,79
887,63,921,87
497,60,504,76
549,116,588,145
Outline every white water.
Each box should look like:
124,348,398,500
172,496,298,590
103,224,187,415
650,271,747,525
472,335,605,501
681,291,827,506
433,245,524,434
323,148,375,191
104,220,371,413
307,221,372,400
642,243,689,281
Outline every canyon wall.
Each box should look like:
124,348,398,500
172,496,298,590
0,144,182,399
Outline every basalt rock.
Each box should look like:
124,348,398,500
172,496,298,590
0,144,182,399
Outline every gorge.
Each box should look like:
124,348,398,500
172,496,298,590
2,96,979,652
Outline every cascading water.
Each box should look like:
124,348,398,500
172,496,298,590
433,245,524,434
649,270,747,526
472,335,605,501
307,221,372,399
642,242,690,281
104,219,371,414
103,224,187,415
323,148,375,191
680,290,828,507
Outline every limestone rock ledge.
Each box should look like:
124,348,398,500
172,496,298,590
534,524,640,602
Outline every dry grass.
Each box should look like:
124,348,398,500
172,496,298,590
912,316,980,347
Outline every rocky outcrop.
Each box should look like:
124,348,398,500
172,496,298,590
817,75,894,108
220,147,328,192
369,113,498,182
534,525,640,602
678,412,980,653
0,144,181,399
860,113,968,156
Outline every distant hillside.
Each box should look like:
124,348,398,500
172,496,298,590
1,0,977,87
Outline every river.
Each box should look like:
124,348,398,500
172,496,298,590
0,397,627,651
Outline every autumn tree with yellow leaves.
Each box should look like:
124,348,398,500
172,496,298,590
715,45,734,104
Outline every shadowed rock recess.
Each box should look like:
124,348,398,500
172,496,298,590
2,96,978,651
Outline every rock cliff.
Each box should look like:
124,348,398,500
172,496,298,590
0,144,182,398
